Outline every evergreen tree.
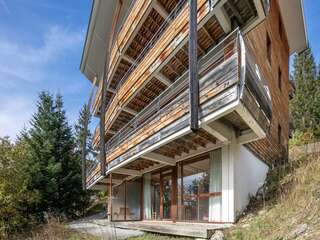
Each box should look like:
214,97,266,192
0,137,39,237
74,104,93,155
24,92,88,219
290,47,320,139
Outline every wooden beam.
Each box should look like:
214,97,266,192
202,121,233,143
112,168,142,177
142,152,176,166
189,0,199,131
141,163,166,174
153,0,169,20
108,129,117,135
237,130,258,145
213,6,231,33
122,54,136,65
154,72,172,86
107,87,116,94
121,106,138,115
175,142,225,162
236,102,266,139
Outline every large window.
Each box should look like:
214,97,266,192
179,158,210,221
177,150,222,222
112,179,141,221
112,183,126,221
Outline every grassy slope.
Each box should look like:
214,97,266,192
225,153,320,240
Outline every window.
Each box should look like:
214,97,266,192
112,179,141,221
278,67,282,91
266,33,272,64
178,158,210,221
278,124,282,144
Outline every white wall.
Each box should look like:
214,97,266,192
234,145,269,218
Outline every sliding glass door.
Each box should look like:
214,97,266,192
112,179,141,221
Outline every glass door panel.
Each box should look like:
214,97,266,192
162,174,172,219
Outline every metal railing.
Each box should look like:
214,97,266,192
105,30,241,154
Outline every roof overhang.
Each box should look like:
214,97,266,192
80,0,133,83
278,0,308,54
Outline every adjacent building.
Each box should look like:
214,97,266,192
80,0,307,225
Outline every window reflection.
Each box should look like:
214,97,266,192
179,157,210,221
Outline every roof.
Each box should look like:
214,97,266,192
278,0,308,54
80,0,133,83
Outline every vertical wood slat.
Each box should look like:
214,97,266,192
189,0,199,131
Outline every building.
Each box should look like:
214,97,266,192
80,0,307,227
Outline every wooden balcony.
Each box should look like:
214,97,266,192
86,30,272,189
92,0,187,116
91,0,266,149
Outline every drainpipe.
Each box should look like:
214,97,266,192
189,0,199,131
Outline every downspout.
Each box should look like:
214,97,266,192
189,0,199,131
100,0,123,176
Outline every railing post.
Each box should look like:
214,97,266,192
188,0,199,131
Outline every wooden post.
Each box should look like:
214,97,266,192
171,165,178,222
189,0,199,131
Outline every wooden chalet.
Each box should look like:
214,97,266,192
80,0,307,236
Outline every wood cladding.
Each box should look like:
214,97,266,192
245,0,290,164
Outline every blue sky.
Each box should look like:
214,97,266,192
0,0,319,139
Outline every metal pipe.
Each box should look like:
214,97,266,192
188,0,199,131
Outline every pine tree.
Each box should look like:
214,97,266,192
290,47,319,139
74,104,93,155
24,92,89,219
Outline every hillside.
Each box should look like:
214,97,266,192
223,148,320,240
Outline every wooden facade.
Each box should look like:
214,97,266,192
86,0,271,186
77,0,309,231
245,0,290,164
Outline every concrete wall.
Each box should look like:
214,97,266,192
234,145,269,217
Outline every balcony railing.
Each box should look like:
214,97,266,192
86,29,272,188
